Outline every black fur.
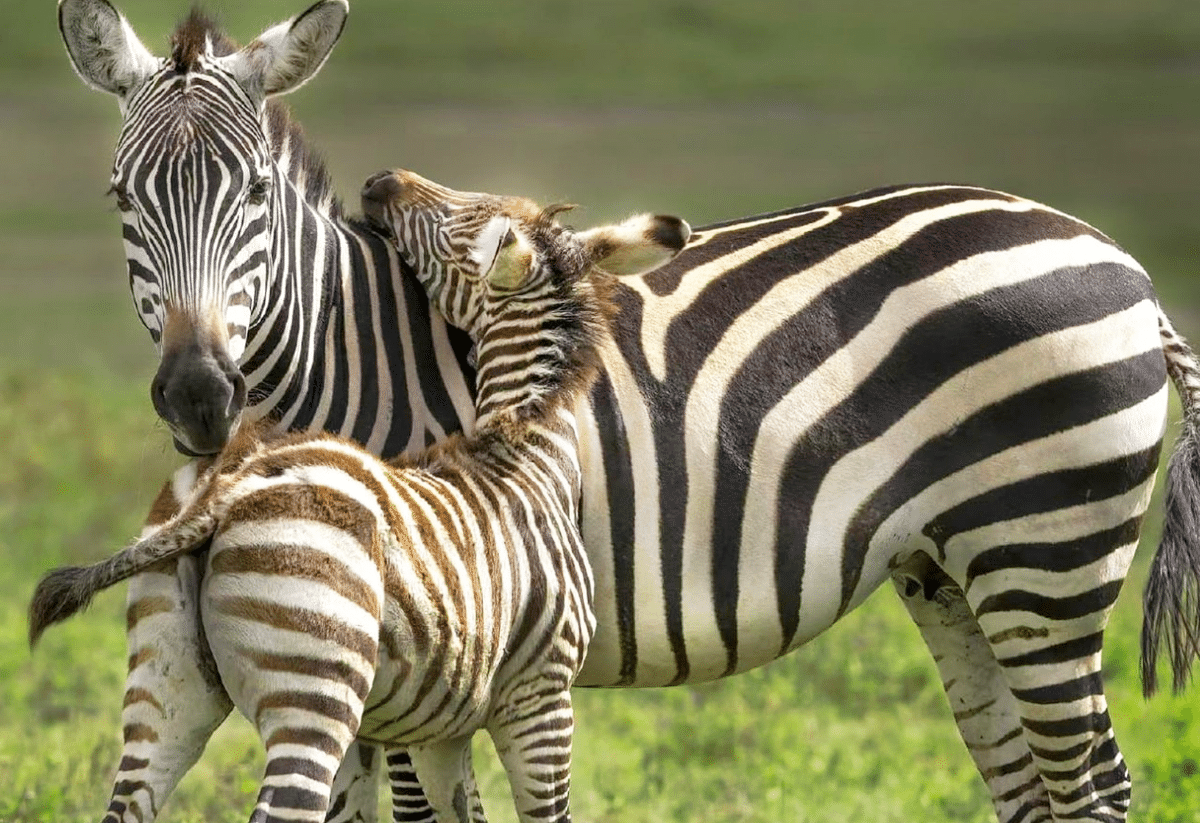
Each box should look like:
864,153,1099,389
28,566,99,647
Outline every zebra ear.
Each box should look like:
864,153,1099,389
58,0,158,98
577,214,692,276
222,0,349,98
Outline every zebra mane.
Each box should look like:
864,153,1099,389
167,8,340,217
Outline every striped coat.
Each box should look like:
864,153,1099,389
30,179,690,823
53,0,1200,819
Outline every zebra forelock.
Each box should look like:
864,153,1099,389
169,8,240,70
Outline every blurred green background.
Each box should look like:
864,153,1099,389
2,1,1198,821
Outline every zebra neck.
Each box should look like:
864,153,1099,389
471,326,598,435
240,175,475,457
468,362,585,511
238,177,340,419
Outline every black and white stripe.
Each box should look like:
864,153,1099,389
371,179,1199,822
57,1,1200,821
31,178,690,823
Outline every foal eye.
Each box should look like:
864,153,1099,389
247,177,272,205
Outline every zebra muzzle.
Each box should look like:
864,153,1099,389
151,340,247,456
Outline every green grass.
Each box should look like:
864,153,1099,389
4,366,1199,822
3,0,1200,820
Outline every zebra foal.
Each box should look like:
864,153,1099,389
30,176,691,823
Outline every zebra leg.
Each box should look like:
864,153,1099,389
325,742,384,823
250,716,363,823
406,737,487,823
892,552,1050,823
488,689,576,823
105,474,234,823
968,578,1132,822
943,486,1147,823
384,748,438,823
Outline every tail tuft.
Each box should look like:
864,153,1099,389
1143,310,1200,696
29,566,101,648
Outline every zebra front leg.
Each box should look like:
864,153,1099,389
406,737,487,823
488,688,576,823
385,748,438,823
325,741,384,823
892,553,1050,823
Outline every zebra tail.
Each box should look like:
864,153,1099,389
1141,307,1200,696
28,507,219,648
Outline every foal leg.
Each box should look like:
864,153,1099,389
248,709,366,823
488,688,576,823
893,552,1049,823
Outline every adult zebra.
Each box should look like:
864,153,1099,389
57,1,1200,822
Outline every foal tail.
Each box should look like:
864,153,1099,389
1141,307,1200,696
28,503,219,648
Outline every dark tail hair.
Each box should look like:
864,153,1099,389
29,508,217,648
1141,309,1200,696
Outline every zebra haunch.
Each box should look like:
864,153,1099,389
54,0,1200,821
30,176,691,823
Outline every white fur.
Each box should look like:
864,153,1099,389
58,0,160,99
217,0,349,98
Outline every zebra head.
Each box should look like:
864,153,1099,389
58,0,348,455
360,169,691,337
361,168,690,422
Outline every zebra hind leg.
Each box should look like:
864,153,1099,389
102,475,234,823
108,559,234,823
958,513,1143,823
892,552,1051,823
384,748,439,823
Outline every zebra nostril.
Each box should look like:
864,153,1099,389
150,375,170,419
227,369,247,419
362,171,404,207
361,169,393,196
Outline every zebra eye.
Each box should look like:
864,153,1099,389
247,176,272,205
108,183,133,213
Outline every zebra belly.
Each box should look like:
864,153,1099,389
574,194,1167,688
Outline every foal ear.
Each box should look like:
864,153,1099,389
58,0,158,98
577,214,691,277
487,227,535,292
221,0,348,98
